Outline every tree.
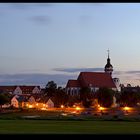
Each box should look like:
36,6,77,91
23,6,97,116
45,81,57,97
96,87,115,108
0,94,9,110
54,87,69,107
67,95,81,107
80,87,93,108
119,91,140,107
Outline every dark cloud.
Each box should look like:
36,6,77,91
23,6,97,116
125,71,140,74
113,70,140,76
10,3,30,10
53,68,104,73
77,3,105,7
0,73,77,88
113,71,125,75
35,3,54,7
29,15,51,25
0,70,140,88
10,3,53,10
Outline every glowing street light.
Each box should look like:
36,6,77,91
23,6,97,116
75,106,81,111
99,106,104,111
124,106,130,111
29,105,33,108
61,105,64,108
73,105,76,108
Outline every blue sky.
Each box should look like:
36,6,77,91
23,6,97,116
1,3,140,87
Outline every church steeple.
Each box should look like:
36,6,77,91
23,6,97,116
104,49,113,76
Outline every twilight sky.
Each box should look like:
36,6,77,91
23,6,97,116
1,3,140,87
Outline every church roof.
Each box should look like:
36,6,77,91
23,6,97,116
78,72,116,88
66,80,81,88
66,72,116,89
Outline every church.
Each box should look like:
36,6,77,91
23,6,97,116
65,50,120,96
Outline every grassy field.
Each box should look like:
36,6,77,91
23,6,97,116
1,109,140,134
0,120,140,134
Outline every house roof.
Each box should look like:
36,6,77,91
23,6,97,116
19,86,40,92
66,80,81,88
0,85,40,93
15,94,31,102
0,86,17,92
78,72,116,88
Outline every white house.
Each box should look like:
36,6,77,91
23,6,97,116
45,98,54,108
13,86,22,95
11,95,19,108
32,86,40,94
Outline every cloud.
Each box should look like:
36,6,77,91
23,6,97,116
78,3,105,7
10,3,30,10
10,3,53,10
113,70,140,86
125,71,140,74
113,70,140,76
53,67,104,73
0,3,54,16
113,71,125,75
0,69,140,89
29,15,51,25
0,73,77,88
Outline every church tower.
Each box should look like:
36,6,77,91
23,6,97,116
104,49,113,76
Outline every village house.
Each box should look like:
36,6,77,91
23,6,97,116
0,85,41,95
11,94,31,108
11,94,55,109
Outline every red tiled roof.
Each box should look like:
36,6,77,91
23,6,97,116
19,86,40,91
66,80,81,88
78,72,116,88
0,86,17,92
0,85,40,93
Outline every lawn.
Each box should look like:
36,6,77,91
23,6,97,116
0,120,140,134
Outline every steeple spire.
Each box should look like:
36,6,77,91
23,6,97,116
104,49,113,76
107,49,109,59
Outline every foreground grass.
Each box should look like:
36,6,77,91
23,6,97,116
0,120,140,134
